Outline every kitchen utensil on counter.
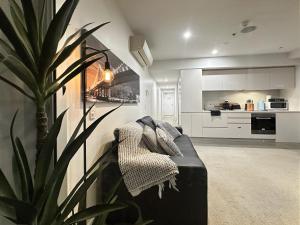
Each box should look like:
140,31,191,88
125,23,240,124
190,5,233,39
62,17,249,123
245,99,254,111
257,100,265,111
230,103,241,110
266,95,272,103
210,110,221,116
221,100,231,110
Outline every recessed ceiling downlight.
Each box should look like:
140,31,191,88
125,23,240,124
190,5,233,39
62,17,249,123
212,49,218,55
183,31,192,39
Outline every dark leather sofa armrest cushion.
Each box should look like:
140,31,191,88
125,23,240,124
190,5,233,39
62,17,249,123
175,126,183,134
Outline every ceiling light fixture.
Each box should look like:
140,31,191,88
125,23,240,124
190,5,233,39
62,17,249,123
212,49,218,55
183,31,192,40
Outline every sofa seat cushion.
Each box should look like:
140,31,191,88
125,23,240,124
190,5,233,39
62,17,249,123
174,134,199,158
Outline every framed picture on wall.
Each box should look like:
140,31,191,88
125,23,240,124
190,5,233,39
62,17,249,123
82,34,140,104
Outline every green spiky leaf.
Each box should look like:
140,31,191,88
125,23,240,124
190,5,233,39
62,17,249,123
0,75,35,100
61,165,108,219
46,57,103,99
1,55,37,94
0,196,36,223
34,110,68,199
39,0,79,76
36,106,121,213
63,204,126,225
56,50,107,82
48,22,110,73
10,111,33,201
0,8,35,71
20,0,39,57
0,169,16,199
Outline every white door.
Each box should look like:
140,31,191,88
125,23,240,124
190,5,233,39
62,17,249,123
161,89,177,125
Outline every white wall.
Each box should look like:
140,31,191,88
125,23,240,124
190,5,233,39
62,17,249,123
280,66,300,110
56,0,157,205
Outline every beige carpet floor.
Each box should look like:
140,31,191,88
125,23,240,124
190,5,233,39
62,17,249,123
195,145,300,225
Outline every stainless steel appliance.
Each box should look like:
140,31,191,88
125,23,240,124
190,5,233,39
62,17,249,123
265,98,288,111
251,113,276,135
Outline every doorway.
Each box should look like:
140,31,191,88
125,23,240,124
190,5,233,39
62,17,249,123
161,88,177,125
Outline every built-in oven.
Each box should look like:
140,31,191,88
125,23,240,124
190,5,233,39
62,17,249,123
251,113,276,135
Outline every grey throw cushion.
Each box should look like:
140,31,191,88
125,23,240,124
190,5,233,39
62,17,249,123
156,128,183,156
155,121,182,140
142,125,165,154
137,116,156,131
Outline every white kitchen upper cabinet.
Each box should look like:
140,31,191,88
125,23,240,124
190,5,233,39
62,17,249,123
202,67,295,91
222,74,247,90
247,69,270,90
202,75,223,91
269,67,295,89
181,69,202,112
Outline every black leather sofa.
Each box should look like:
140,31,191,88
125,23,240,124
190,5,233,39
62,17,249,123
100,120,208,225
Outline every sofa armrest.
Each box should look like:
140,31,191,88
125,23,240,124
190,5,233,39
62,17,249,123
175,126,183,134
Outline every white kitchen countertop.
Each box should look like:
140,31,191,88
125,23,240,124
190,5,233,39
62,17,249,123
201,110,300,113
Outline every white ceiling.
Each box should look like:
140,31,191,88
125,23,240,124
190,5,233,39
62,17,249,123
116,0,300,60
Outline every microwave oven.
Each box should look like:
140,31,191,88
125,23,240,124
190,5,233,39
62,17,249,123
265,101,288,110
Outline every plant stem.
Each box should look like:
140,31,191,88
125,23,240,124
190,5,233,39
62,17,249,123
36,102,48,158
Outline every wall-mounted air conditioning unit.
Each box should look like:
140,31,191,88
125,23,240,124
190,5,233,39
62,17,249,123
130,35,153,67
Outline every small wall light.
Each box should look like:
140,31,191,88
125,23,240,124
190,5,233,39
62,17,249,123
103,52,114,83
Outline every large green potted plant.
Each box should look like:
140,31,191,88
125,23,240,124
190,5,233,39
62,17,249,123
0,0,153,224
0,0,108,152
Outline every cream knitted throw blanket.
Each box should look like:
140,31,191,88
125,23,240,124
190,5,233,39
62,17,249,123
118,122,179,197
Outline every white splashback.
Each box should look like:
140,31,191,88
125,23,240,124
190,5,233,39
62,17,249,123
203,90,280,110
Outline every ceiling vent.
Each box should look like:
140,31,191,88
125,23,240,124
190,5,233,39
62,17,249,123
240,20,257,33
130,35,153,67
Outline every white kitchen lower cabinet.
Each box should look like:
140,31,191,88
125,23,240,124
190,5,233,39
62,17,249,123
202,127,229,138
181,113,192,136
227,124,251,138
191,114,203,137
276,113,300,143
203,123,251,139
181,111,299,143
202,113,227,127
